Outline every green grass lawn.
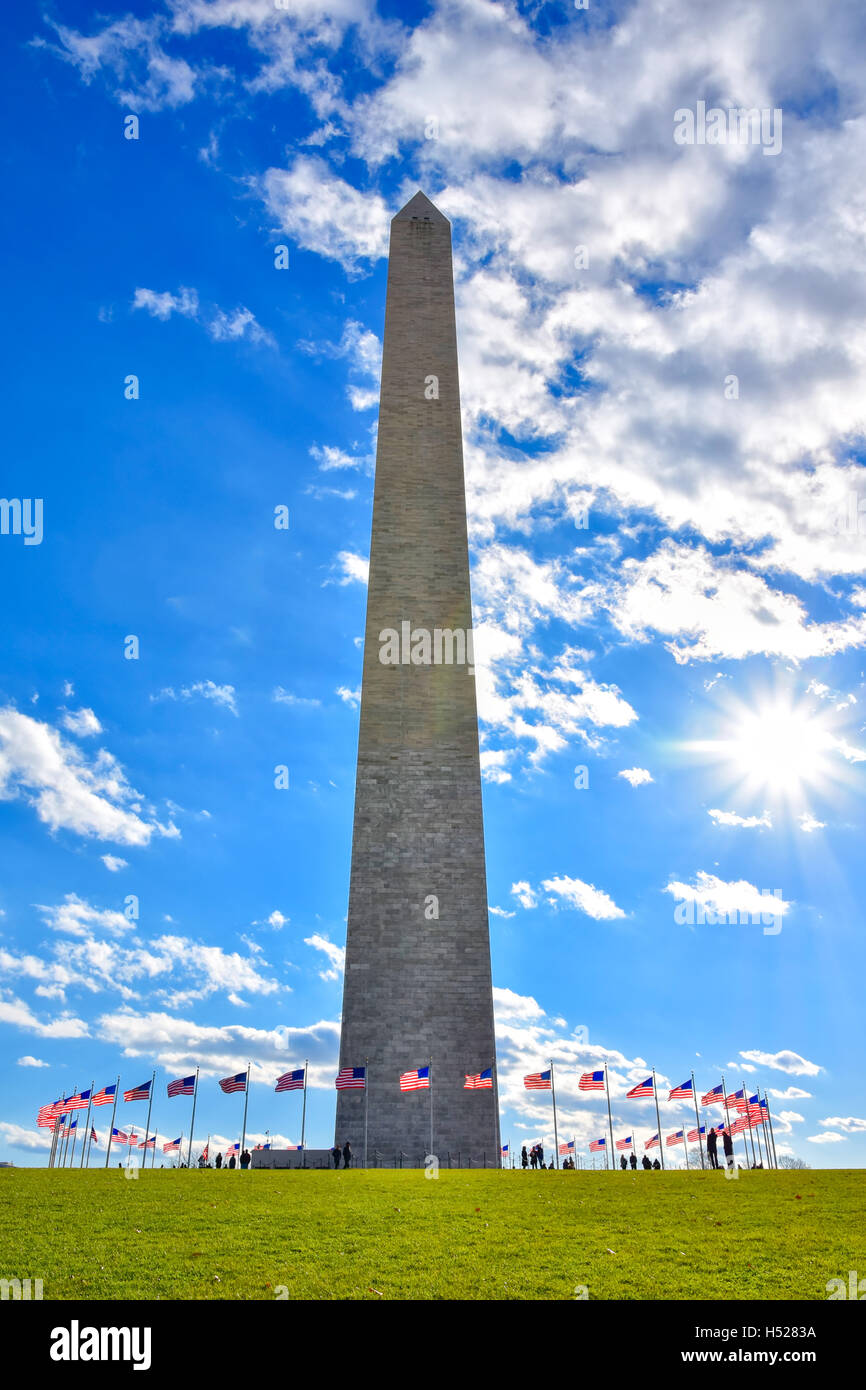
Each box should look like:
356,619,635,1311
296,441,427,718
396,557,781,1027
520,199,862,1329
1,1167,861,1300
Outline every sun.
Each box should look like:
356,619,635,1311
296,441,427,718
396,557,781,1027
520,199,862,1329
687,693,846,807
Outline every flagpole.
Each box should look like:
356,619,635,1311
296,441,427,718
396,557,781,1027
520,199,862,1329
60,1091,74,1168
550,1060,559,1168
492,1056,502,1166
720,1073,734,1169
241,1063,251,1162
763,1089,779,1169
742,1079,757,1167
142,1070,156,1156
298,1059,308,1160
79,1081,94,1169
756,1089,767,1167
104,1077,119,1169
48,1116,59,1170
186,1068,199,1170
604,1063,615,1171
691,1072,705,1169
652,1068,665,1170
429,1055,434,1158
683,1127,690,1169
364,1055,369,1170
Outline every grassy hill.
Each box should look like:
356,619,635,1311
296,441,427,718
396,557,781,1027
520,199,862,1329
1,1167,860,1300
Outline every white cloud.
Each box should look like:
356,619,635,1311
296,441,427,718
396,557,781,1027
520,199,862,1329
0,707,178,846
819,1116,866,1133
665,873,790,923
101,854,129,872
134,287,274,347
61,708,102,737
542,875,625,921
151,680,238,715
0,1121,52,1152
708,808,772,829
272,688,321,708
330,551,369,586
488,905,515,918
767,1086,812,1100
304,933,345,982
17,1055,49,1067
259,157,390,274
798,811,825,833
618,767,653,787
0,993,88,1039
807,1131,846,1144
511,881,537,910
740,1049,821,1076
310,444,364,471
335,686,361,708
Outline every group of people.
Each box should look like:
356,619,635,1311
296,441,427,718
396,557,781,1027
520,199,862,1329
209,1149,252,1170
331,1141,353,1168
521,1144,553,1169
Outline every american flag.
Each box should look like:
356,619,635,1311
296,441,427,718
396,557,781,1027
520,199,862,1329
645,1133,659,1149
400,1067,430,1091
616,1136,633,1150
666,1130,684,1147
37,1100,63,1127
124,1080,152,1102
725,1088,745,1107
254,1143,271,1151
335,1067,366,1090
163,1137,182,1153
464,1068,493,1089
225,1142,239,1153
589,1137,606,1152
669,1079,693,1100
167,1076,195,1098
60,1117,78,1137
201,1143,209,1163
559,1139,575,1155
275,1069,304,1092
740,1093,763,1121
138,1135,155,1149
111,1127,129,1144
220,1072,247,1094
523,1070,551,1090
729,1116,749,1134
579,1070,605,1091
501,1143,509,1155
90,1127,98,1145
91,1083,116,1107
66,1090,91,1112
701,1083,724,1106
687,1125,706,1142
627,1077,654,1099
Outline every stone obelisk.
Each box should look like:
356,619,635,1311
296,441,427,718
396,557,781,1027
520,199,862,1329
335,191,499,1164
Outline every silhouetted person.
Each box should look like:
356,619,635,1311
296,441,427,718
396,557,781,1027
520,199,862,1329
521,1145,528,1170
722,1128,734,1169
652,1158,661,1170
537,1145,544,1167
642,1155,651,1169
331,1144,341,1169
620,1154,628,1170
228,1153,236,1169
240,1149,251,1170
629,1152,637,1170
215,1152,222,1169
342,1140,352,1168
706,1127,719,1169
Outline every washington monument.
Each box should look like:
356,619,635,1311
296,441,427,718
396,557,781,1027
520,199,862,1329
335,191,499,1163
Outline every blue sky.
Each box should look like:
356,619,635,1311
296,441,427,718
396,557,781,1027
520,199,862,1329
1,0,865,1166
